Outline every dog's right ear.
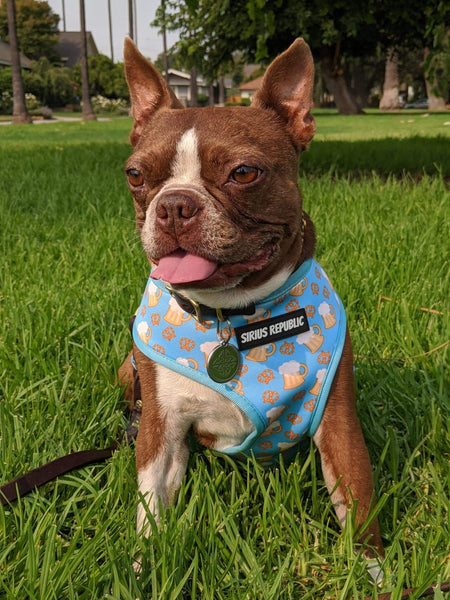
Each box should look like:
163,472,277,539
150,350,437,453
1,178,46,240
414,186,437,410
124,38,182,146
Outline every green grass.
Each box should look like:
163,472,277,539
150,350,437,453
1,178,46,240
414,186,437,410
0,113,449,599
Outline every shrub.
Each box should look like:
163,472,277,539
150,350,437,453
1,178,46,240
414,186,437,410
0,90,12,114
90,95,128,115
29,105,53,119
25,92,40,111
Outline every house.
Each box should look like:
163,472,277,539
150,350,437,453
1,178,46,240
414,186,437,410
55,31,99,67
0,38,32,69
238,75,264,101
167,68,209,105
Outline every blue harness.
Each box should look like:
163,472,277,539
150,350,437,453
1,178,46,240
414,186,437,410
133,258,346,465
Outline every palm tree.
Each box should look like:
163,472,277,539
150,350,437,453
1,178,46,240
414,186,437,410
6,0,32,124
79,0,96,121
107,0,114,62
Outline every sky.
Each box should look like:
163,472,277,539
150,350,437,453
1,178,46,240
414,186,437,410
46,0,179,63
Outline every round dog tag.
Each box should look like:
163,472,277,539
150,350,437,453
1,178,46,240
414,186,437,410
207,342,240,383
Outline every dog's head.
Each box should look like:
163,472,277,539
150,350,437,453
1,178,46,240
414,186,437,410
124,39,316,308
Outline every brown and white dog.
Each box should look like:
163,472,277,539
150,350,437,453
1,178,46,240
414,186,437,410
119,37,384,571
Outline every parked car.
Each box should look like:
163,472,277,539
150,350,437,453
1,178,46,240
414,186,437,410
403,98,429,109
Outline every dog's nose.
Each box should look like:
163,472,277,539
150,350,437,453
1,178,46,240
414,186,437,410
156,194,200,228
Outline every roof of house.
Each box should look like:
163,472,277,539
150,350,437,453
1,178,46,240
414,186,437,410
55,31,99,67
0,39,32,69
239,75,264,92
168,68,207,87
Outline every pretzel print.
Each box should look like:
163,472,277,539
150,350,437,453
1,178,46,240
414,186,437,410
273,293,287,305
152,344,165,355
305,305,316,318
257,369,275,385
195,320,213,333
258,440,273,450
287,412,303,425
303,399,316,412
317,351,331,365
285,299,300,312
292,390,306,402
162,326,176,341
262,390,280,405
180,338,195,352
311,282,319,296
237,364,248,377
151,313,161,326
280,341,295,355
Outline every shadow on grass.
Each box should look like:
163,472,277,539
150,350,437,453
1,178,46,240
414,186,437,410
301,135,449,178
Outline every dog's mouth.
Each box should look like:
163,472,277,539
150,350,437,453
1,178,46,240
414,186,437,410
150,246,274,287
151,249,218,285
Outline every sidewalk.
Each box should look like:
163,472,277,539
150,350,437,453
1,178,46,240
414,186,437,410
0,115,111,125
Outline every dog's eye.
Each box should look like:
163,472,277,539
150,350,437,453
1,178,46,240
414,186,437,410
231,165,260,184
127,168,144,187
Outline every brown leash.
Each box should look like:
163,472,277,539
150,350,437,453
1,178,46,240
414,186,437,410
365,582,450,599
0,371,142,507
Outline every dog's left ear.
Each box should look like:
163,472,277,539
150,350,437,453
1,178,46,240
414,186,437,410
124,37,183,146
252,38,316,151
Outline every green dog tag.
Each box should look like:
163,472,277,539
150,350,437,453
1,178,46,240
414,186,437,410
207,343,240,383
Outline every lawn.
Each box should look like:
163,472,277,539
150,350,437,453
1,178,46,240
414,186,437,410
0,111,449,599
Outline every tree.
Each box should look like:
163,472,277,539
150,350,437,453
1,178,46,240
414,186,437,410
379,49,400,110
153,0,247,83
6,0,32,123
0,0,59,62
72,54,129,99
79,0,95,121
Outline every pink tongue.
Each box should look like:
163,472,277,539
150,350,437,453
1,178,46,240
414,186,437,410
151,249,218,284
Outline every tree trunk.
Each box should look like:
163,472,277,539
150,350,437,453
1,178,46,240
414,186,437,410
107,0,114,62
320,45,363,115
190,66,198,107
347,61,368,110
6,0,32,124
79,0,96,121
379,49,400,110
218,77,225,106
424,47,446,110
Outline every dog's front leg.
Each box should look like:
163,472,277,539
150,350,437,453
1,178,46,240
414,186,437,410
313,329,384,559
133,347,190,535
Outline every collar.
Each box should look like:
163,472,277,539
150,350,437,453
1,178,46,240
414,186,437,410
166,288,256,323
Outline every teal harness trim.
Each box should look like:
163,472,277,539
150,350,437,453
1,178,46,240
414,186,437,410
133,259,346,465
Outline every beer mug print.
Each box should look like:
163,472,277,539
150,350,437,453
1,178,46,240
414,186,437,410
146,281,162,307
296,324,324,353
278,360,308,390
137,320,152,345
176,357,199,370
289,276,308,296
164,297,192,326
309,367,326,396
318,301,336,329
245,343,276,363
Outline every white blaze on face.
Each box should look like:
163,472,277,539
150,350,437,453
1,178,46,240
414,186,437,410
171,128,202,185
